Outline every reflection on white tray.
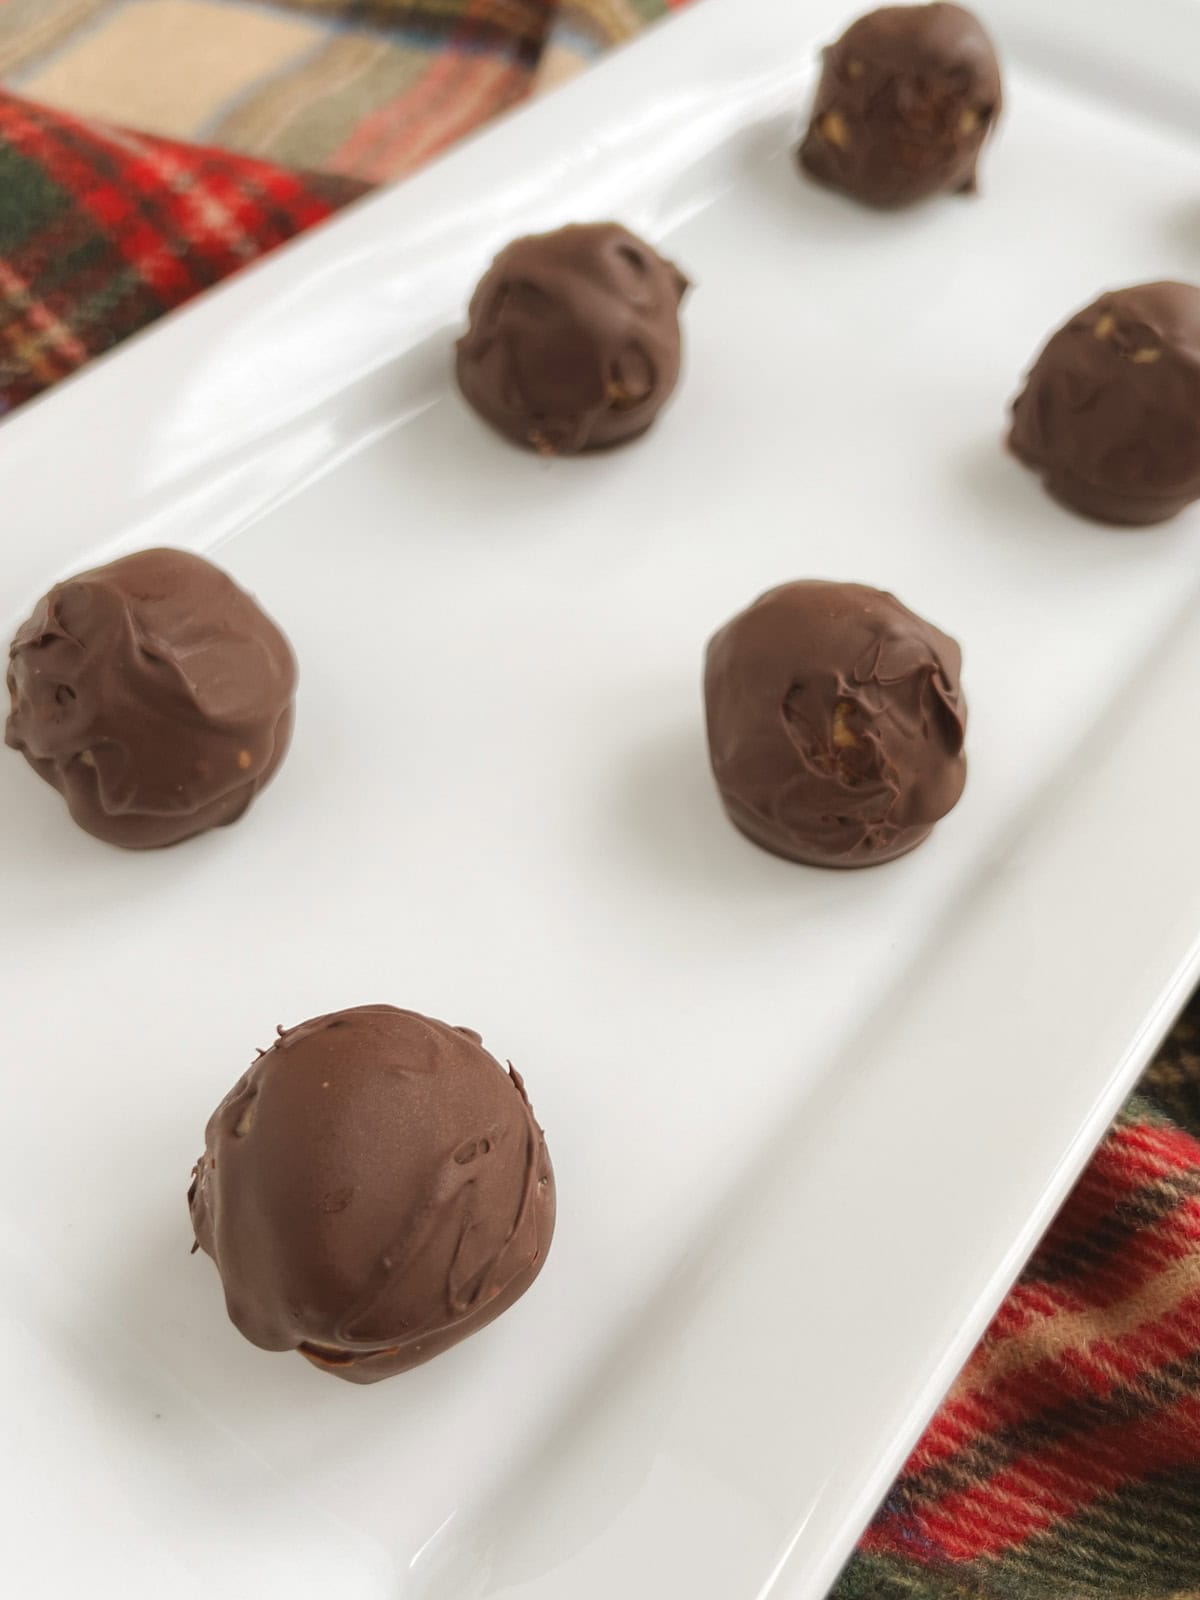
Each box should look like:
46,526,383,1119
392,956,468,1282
5,2,1200,1598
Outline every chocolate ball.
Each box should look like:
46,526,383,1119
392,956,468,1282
189,1007,556,1384
1009,282,1200,526
798,4,1002,208
704,581,967,867
455,222,688,455
6,548,295,848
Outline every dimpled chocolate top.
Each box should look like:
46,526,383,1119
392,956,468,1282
798,4,1002,208
189,1006,556,1384
704,581,967,868
6,547,295,848
1009,282,1200,526
455,222,688,454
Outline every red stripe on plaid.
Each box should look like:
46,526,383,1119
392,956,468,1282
0,103,191,297
863,1116,1200,1529
0,98,343,303
864,1289,1200,1561
99,138,331,283
899,1387,1200,1560
906,1257,1200,1485
367,56,529,179
1024,1121,1200,1290
328,0,543,180
0,90,360,410
956,1200,1200,1391
957,1120,1200,1345
327,50,481,176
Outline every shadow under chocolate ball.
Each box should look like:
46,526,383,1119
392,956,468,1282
455,222,688,455
798,3,1002,209
704,581,967,868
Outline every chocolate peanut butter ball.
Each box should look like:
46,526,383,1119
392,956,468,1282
456,222,688,454
1009,282,1200,525
6,548,295,848
798,4,1001,208
704,581,967,867
189,1007,556,1384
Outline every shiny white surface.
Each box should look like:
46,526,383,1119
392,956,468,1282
5,2,1200,1596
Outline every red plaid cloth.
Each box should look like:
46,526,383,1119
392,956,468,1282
0,93,362,414
841,1014,1200,1596
2,8,1199,1596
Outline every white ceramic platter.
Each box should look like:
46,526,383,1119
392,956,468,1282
6,1,1200,1595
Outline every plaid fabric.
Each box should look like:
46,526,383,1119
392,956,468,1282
0,1,684,411
0,91,363,412
832,998,1200,1599
2,1,687,182
2,3,1200,1596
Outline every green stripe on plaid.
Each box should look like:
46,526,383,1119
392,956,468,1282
1142,1011,1200,1133
0,134,70,238
980,1470,1200,1598
834,1552,991,1600
841,1472,1200,1600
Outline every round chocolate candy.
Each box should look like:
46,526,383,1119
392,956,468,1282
1010,282,1200,525
704,580,967,867
798,4,1002,208
189,1006,556,1384
456,221,687,455
6,547,295,848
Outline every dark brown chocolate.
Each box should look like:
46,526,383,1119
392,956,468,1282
1009,282,1200,526
5,547,295,848
704,581,967,868
798,4,1001,208
189,1006,555,1384
455,222,687,455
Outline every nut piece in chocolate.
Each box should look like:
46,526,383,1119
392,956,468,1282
704,581,967,867
189,1006,556,1384
456,222,688,455
6,547,295,848
798,4,1002,208
1009,282,1200,526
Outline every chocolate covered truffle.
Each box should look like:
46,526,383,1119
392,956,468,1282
189,1006,555,1384
704,581,966,867
455,222,687,454
1009,282,1200,526
798,4,1001,208
6,548,294,848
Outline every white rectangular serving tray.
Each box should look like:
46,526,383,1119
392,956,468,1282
6,1,1200,1595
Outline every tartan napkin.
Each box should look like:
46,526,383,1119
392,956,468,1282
839,998,1200,1599
2,4,1198,1594
0,91,361,414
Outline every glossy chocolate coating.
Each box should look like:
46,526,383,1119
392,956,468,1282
189,1006,556,1384
6,547,295,847
704,581,967,867
798,4,1001,208
1009,282,1200,526
455,222,688,454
